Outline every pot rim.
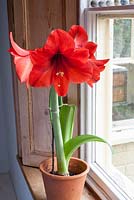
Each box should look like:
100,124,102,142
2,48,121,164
39,157,90,180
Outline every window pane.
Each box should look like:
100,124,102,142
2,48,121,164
112,19,134,185
113,19,131,58
95,15,134,198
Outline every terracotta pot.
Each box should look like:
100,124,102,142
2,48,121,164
40,157,90,200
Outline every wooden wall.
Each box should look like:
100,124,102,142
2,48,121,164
7,0,79,166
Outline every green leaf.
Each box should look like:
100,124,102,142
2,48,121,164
64,135,111,164
60,104,76,144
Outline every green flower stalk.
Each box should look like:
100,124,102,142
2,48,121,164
49,87,111,175
49,87,68,175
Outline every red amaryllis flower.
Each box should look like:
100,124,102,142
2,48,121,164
9,26,109,96
68,25,109,86
69,25,97,59
85,59,109,87
29,29,91,96
9,33,33,85
9,31,91,96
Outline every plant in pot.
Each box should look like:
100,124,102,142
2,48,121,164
9,25,109,200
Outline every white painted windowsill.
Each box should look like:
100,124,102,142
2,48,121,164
111,119,134,145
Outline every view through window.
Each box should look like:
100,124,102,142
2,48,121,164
95,13,134,199
112,18,134,183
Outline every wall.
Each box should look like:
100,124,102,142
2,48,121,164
7,0,79,167
0,0,10,173
0,0,33,199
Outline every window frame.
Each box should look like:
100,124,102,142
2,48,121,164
80,4,134,200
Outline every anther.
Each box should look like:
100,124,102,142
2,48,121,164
56,72,64,77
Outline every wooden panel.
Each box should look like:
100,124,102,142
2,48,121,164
66,0,79,157
65,0,78,29
24,0,63,157
7,0,25,157
25,0,64,48
21,0,64,166
32,89,52,153
7,0,79,166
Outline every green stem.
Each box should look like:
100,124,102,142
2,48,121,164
58,96,63,107
49,87,68,175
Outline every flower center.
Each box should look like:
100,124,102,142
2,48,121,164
52,51,65,78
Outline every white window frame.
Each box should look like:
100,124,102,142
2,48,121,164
80,2,134,200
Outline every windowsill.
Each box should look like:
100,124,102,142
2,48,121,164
18,159,99,200
88,163,134,200
113,58,134,65
112,119,134,145
108,166,134,199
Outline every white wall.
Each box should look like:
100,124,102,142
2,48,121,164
0,0,33,199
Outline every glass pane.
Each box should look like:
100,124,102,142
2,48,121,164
113,19,131,58
112,19,134,184
95,15,134,198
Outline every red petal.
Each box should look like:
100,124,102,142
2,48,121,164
9,33,33,83
53,66,69,96
68,25,88,48
60,48,91,83
50,57,70,96
13,54,33,83
68,65,93,83
92,59,109,71
87,74,100,86
29,56,70,96
86,59,109,86
85,42,97,58
44,29,75,54
30,48,52,66
53,72,70,96
67,48,89,65
29,64,53,87
9,32,29,56
63,61,92,84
